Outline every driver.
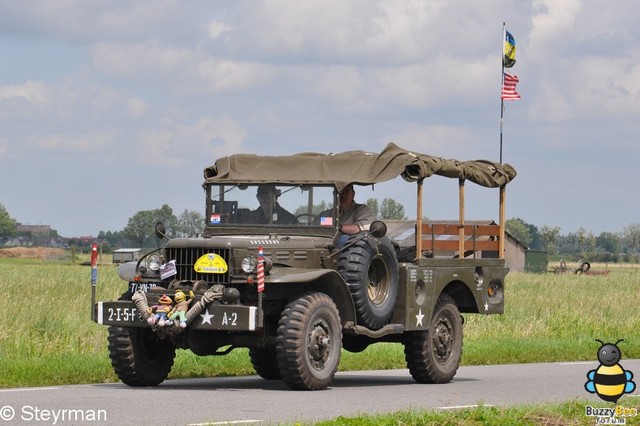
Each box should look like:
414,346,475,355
320,184,373,234
251,185,296,224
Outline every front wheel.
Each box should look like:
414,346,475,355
276,293,342,390
249,346,282,380
107,326,176,386
404,293,462,384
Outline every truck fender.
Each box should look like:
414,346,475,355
269,268,357,324
117,261,138,282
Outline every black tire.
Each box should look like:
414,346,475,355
107,326,176,386
338,236,399,330
404,293,462,384
249,346,282,380
581,261,591,272
276,293,342,390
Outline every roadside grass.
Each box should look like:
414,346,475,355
1,258,639,389
306,397,640,426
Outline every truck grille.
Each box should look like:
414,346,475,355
165,247,231,284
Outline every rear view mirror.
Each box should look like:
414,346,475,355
155,222,168,240
369,221,387,238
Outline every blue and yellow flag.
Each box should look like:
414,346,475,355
504,30,516,68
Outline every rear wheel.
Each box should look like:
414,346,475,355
107,326,176,386
276,293,342,390
404,293,462,384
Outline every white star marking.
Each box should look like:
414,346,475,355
200,309,214,325
484,302,489,312
415,308,425,327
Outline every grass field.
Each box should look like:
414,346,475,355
0,256,638,424
1,257,638,387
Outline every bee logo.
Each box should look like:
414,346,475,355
585,339,636,403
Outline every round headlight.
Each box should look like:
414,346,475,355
147,254,162,271
241,256,257,273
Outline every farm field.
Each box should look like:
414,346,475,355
1,252,638,388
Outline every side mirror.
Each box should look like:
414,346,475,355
155,222,168,240
369,220,387,238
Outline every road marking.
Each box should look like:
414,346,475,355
437,404,494,410
560,361,593,365
188,421,263,425
0,387,60,393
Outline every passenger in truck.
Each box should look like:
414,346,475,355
250,185,296,224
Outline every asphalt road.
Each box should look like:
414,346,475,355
1,360,639,425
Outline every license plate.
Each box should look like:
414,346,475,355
128,281,159,293
97,302,146,325
96,301,257,331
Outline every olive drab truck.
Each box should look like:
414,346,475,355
93,143,517,390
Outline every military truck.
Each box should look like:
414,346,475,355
93,143,516,390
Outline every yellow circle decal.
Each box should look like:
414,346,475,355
194,253,228,274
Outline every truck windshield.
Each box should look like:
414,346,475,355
206,184,336,227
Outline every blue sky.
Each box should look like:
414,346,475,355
1,0,638,237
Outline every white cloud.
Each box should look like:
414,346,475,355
136,114,247,167
127,97,149,117
574,54,640,118
191,58,271,94
387,124,475,157
0,138,7,158
2,0,640,237
137,129,182,167
32,129,116,152
92,42,193,77
304,54,496,114
0,0,182,42
208,20,232,40
529,0,582,56
0,80,50,105
93,42,270,94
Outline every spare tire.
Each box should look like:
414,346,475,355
338,236,399,330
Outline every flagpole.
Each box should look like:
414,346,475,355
90,243,98,321
500,22,505,164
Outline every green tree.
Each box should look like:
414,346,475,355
123,210,154,247
0,203,16,238
97,230,130,250
155,204,178,237
123,205,178,247
540,225,561,255
380,198,406,220
177,209,204,237
294,200,331,216
623,223,640,262
505,217,532,247
576,227,589,256
596,231,621,254
366,198,380,220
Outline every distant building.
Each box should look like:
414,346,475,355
16,223,52,236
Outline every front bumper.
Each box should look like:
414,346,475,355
95,301,258,331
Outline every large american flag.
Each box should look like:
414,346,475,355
501,73,521,101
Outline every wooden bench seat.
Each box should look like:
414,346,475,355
420,223,501,253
